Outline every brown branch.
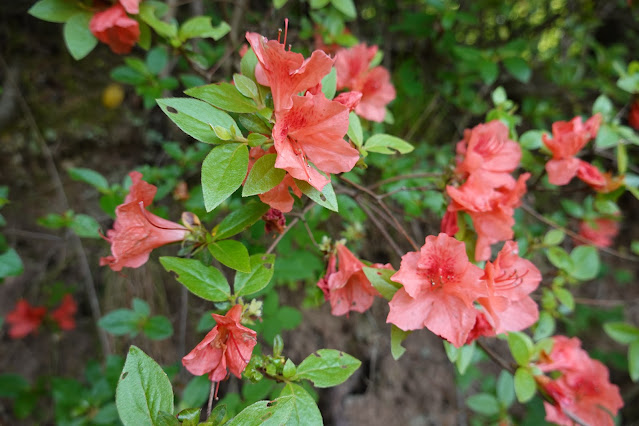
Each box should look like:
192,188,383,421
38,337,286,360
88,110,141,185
520,202,639,263
266,202,315,255
0,54,111,359
354,197,405,258
369,172,443,190
339,176,419,251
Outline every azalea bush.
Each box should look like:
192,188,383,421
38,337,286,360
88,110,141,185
3,0,639,425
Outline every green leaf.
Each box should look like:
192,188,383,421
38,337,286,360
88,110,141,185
28,0,82,23
283,359,296,378
466,393,500,416
362,266,400,300
227,388,319,426
629,341,639,382
595,124,619,149
63,12,97,60
159,257,231,302
111,66,147,85
347,112,363,148
242,154,286,196
519,130,544,150
331,0,356,19
0,374,29,398
215,201,270,240
503,57,531,83
0,249,24,278
604,322,639,344
569,245,600,281
239,114,273,135
132,298,151,317
477,59,498,85
295,349,361,388
177,408,201,425
233,74,259,100
143,316,174,340
146,47,168,75
186,83,259,113
560,199,584,218
116,346,174,426
157,411,180,426
98,309,141,336
234,254,276,297
507,332,533,366
310,0,330,8
456,342,475,375
443,341,458,362
240,49,258,81
139,3,178,40
546,247,573,273
554,287,574,311
390,325,411,360
294,179,338,212
543,229,565,246
202,144,249,211
179,17,230,42
321,68,337,100
70,214,101,238
496,371,515,408
491,86,507,106
208,240,251,273
68,167,109,192
158,98,240,144
533,311,556,340
593,94,614,121
513,368,536,403
364,134,414,154
181,375,210,409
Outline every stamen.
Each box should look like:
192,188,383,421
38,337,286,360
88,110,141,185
137,202,186,231
277,28,282,43
493,269,529,291
283,18,289,46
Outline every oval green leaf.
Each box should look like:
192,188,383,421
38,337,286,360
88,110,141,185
294,349,361,388
208,239,251,273
159,257,231,302
234,254,276,297
202,144,249,212
242,154,286,196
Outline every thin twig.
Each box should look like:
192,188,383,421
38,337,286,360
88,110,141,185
265,202,315,255
476,339,515,374
339,176,419,251
404,94,440,141
207,380,215,418
378,185,437,199
354,197,404,258
369,172,442,190
0,54,111,358
521,202,639,262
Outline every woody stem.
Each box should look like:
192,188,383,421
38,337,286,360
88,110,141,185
266,202,316,255
339,176,419,251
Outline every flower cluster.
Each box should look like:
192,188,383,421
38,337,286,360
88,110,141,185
535,336,623,426
444,120,529,261
89,0,141,54
6,294,77,339
245,28,361,193
542,114,605,189
387,234,540,348
182,305,257,382
334,44,396,122
100,171,189,271
316,243,391,317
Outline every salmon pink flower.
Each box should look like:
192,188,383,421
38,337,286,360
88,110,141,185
182,305,257,382
247,147,302,213
245,29,333,112
6,299,47,339
90,4,140,55
536,336,623,426
575,218,619,248
387,233,486,348
475,241,541,335
335,44,396,122
272,92,359,191
455,120,521,178
119,0,140,14
100,171,189,271
50,294,77,331
629,99,639,131
319,244,388,316
542,114,602,186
